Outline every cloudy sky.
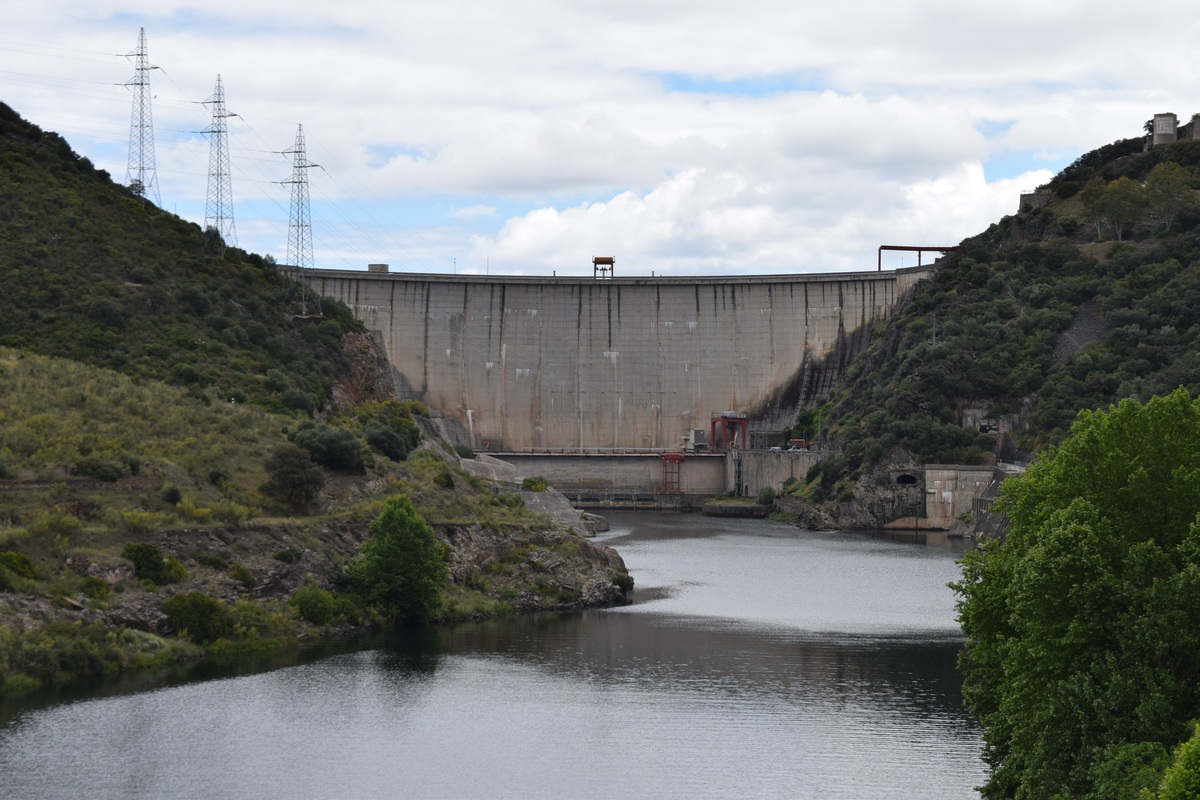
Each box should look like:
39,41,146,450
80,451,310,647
2,2,1197,276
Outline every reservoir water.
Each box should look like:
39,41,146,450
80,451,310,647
0,513,987,799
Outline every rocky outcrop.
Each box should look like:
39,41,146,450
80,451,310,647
441,521,629,611
779,451,927,530
329,330,395,410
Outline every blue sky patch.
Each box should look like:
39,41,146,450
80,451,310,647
654,71,827,97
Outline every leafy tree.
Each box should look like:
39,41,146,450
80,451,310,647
1145,162,1198,232
953,389,1200,799
347,495,446,622
261,443,325,508
1079,175,1110,239
1156,724,1200,800
1102,176,1147,241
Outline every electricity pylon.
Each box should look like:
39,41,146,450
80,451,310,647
203,74,237,248
282,124,320,314
124,27,161,206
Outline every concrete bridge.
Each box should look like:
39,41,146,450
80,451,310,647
303,266,934,457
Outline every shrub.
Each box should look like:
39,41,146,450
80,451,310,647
0,551,38,579
281,388,316,415
521,475,549,492
496,492,524,509
273,546,303,564
756,487,776,506
161,483,183,504
291,423,364,473
71,457,124,482
162,592,231,643
80,577,111,600
365,422,411,461
228,562,255,591
195,552,229,570
290,585,335,625
453,443,476,459
121,543,185,585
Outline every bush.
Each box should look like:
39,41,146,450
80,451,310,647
121,543,185,585
81,577,111,600
228,562,255,591
291,423,364,473
0,551,38,579
162,592,231,643
290,585,335,625
273,546,303,564
756,487,776,506
496,492,524,509
71,457,124,482
453,443,476,459
364,422,412,460
521,475,549,492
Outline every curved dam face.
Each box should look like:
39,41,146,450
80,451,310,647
303,268,932,451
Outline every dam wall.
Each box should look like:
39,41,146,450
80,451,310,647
303,267,932,452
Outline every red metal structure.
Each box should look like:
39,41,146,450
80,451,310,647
661,452,684,494
593,256,615,279
876,245,963,271
710,412,748,451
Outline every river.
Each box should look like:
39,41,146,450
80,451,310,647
0,513,986,799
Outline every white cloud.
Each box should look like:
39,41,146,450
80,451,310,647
2,0,1198,273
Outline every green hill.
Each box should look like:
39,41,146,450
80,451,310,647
0,101,366,414
790,132,1200,514
0,104,631,699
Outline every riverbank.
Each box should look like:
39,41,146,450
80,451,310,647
1,470,631,698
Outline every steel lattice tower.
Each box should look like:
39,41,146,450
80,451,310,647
124,28,161,206
203,75,237,248
282,124,320,314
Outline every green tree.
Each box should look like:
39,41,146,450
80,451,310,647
261,443,325,508
347,495,447,622
1144,162,1197,232
953,389,1200,799
1079,175,1110,239
1101,176,1147,241
1156,724,1200,800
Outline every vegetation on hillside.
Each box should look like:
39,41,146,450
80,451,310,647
0,352,627,696
0,101,363,414
793,134,1200,503
0,99,628,700
953,390,1200,799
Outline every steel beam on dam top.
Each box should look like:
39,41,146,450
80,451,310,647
301,267,934,452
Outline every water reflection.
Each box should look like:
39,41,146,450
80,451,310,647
0,514,986,799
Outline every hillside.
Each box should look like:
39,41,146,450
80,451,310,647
786,131,1200,522
0,105,631,697
0,101,381,414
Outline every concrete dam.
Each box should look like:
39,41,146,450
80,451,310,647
303,267,933,456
